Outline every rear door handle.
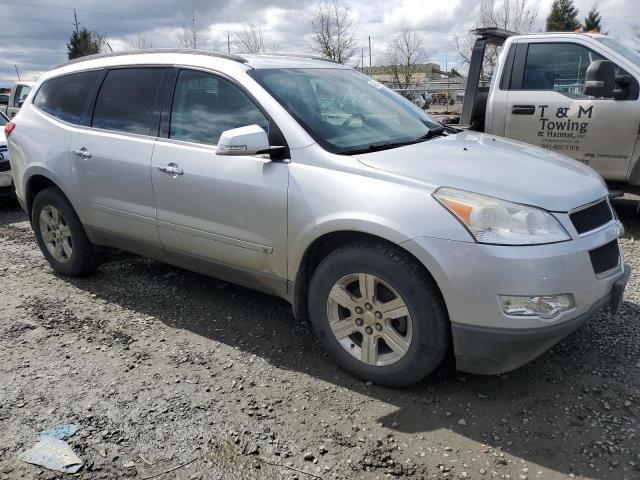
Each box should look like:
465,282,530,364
157,163,183,176
72,147,91,159
512,105,536,115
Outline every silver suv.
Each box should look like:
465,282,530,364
7,50,629,386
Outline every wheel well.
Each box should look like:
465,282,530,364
292,231,443,322
25,175,58,219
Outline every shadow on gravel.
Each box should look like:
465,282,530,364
0,198,27,225
5,199,638,479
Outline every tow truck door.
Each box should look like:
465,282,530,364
503,40,640,182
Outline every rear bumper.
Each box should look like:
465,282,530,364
452,265,630,375
0,170,13,197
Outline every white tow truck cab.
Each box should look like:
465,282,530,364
2,81,34,119
461,28,640,195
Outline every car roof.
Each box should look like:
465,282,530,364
50,49,350,79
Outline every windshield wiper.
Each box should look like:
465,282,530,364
338,127,449,155
416,126,447,140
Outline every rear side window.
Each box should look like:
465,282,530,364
34,71,98,124
92,68,165,136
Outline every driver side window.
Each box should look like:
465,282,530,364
170,70,269,146
522,43,625,99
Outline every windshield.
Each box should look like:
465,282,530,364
249,68,444,154
596,37,640,68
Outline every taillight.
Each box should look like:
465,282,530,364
4,122,15,137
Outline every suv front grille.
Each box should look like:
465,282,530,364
570,199,613,234
589,240,620,275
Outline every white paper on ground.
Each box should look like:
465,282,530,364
19,436,83,473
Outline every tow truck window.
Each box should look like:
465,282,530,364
13,85,31,107
522,43,606,97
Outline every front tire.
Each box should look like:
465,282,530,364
308,241,450,387
32,187,99,276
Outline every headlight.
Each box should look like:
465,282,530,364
433,187,570,245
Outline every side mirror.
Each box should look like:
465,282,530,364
584,60,617,98
17,100,24,108
216,125,270,156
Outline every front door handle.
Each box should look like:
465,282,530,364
72,147,91,159
157,163,183,176
511,105,536,115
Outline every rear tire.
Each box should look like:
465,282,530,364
32,187,99,276
308,241,450,387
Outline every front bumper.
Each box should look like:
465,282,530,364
452,265,629,374
402,222,628,375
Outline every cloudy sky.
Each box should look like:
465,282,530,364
0,0,638,87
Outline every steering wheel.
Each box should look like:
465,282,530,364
342,112,365,127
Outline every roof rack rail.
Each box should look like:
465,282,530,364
254,53,340,64
55,48,248,69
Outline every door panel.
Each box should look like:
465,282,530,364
505,42,640,181
505,91,640,181
151,140,288,285
150,69,288,291
70,129,159,243
70,67,166,245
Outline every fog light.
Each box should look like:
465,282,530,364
499,294,574,320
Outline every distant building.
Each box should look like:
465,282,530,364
369,63,442,83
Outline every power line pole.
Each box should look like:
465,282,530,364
227,34,230,54
368,35,372,75
73,8,79,34
361,48,364,73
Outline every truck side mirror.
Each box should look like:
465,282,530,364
584,60,616,98
17,100,24,108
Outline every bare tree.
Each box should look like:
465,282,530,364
385,30,426,88
453,0,537,77
177,9,198,49
234,24,279,54
310,1,358,64
122,33,153,50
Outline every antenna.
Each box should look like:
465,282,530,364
14,65,20,81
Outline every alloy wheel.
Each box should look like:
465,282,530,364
39,205,73,263
326,273,413,366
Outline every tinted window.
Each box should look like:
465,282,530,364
13,85,31,107
523,43,605,97
170,70,268,145
34,71,98,124
92,68,164,135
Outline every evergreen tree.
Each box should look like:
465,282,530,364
584,6,603,32
67,28,101,60
546,0,581,31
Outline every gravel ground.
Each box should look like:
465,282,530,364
0,197,638,480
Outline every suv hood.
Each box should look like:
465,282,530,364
355,131,607,212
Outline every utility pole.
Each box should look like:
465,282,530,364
361,48,364,73
73,8,79,34
227,34,230,54
368,35,372,75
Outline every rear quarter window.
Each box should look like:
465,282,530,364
33,71,99,124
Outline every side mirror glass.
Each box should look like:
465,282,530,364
216,125,270,156
584,60,617,98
